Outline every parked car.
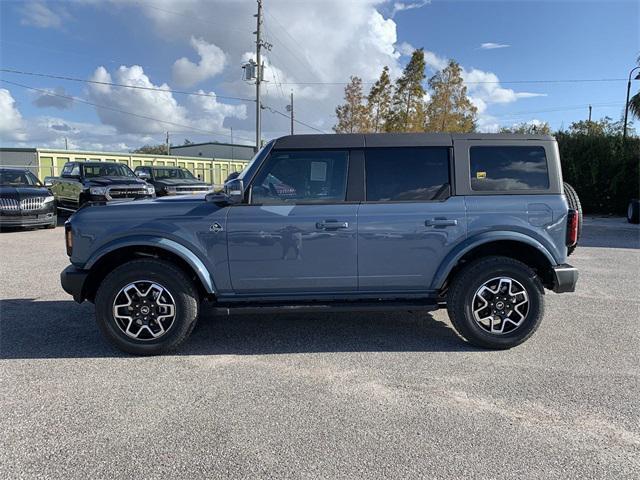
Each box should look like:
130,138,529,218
134,166,212,197
50,161,155,213
0,167,56,229
61,133,580,355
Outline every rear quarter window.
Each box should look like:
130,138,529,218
470,146,549,191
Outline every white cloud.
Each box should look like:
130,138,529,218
19,1,67,29
391,0,431,17
172,36,227,88
395,41,415,57
32,87,73,109
463,68,547,105
480,42,510,50
0,89,27,141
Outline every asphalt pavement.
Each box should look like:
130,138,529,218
1,216,639,479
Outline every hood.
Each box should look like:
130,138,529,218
0,185,52,200
153,178,209,187
85,176,147,186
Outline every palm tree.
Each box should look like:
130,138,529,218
630,56,640,118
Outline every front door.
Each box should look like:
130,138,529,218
357,146,467,291
227,149,357,294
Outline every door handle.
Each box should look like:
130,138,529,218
425,218,458,227
316,220,349,230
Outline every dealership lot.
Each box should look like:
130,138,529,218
1,217,639,479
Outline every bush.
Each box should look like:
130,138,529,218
556,133,640,215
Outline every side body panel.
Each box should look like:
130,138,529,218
357,197,467,291
226,204,358,294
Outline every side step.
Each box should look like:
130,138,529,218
209,299,442,316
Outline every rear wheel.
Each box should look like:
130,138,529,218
95,258,199,355
447,256,544,349
563,182,582,255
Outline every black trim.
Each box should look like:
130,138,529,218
552,264,578,293
60,265,89,303
346,149,365,202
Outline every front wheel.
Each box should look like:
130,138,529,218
446,256,544,349
95,258,199,355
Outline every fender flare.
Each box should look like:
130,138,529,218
430,231,557,290
85,235,216,293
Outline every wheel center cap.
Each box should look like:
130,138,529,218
495,301,505,310
140,306,150,315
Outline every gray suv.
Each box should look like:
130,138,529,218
61,133,579,355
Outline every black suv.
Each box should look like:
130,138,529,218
134,166,211,197
0,167,56,229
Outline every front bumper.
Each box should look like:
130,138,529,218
0,211,56,227
61,265,89,303
552,264,578,293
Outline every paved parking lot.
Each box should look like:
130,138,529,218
1,216,639,479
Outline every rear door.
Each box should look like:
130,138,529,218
357,147,466,292
226,149,358,294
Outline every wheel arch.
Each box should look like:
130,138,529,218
83,237,215,302
432,232,557,291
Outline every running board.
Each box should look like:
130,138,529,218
209,299,441,316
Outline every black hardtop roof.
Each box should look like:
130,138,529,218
272,132,555,150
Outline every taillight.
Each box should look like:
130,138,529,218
566,209,578,247
65,221,73,256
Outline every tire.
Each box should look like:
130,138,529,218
95,258,199,355
446,256,544,349
627,199,640,224
563,182,582,256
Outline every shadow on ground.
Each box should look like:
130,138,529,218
0,298,474,359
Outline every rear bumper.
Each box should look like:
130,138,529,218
61,265,89,303
552,264,578,293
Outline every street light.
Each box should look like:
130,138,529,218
623,65,640,141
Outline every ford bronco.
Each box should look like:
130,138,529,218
61,133,579,355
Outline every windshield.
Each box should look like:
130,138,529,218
83,163,135,178
152,168,196,180
237,140,273,182
0,170,42,186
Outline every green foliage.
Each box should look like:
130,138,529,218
566,116,625,136
333,76,370,133
385,49,427,132
500,122,551,135
131,144,168,155
367,66,392,133
557,133,639,214
424,60,477,133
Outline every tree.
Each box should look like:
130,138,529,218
568,117,625,136
131,144,168,155
385,48,427,132
500,122,551,135
333,76,370,133
367,66,393,133
424,60,477,133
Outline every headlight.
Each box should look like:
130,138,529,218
43,195,55,204
145,185,155,195
89,187,107,196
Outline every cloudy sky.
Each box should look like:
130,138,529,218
0,0,638,151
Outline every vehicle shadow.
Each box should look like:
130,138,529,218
0,299,475,359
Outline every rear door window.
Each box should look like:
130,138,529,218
470,146,549,191
365,147,450,202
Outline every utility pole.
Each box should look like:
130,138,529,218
588,105,592,122
64,137,68,150
254,0,263,149
286,90,294,135
165,131,170,155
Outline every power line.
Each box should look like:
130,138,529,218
263,104,326,133
1,79,255,142
0,68,256,103
275,78,627,86
491,101,624,119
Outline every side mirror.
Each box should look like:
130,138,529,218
43,177,54,187
206,178,244,206
136,171,150,180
